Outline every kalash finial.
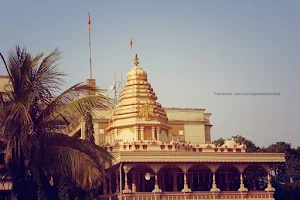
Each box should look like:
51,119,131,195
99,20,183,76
134,53,139,66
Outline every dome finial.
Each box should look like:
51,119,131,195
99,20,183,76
134,53,139,66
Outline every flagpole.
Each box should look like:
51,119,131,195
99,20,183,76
88,13,92,79
130,37,134,66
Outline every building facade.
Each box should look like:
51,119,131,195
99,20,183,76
69,54,285,200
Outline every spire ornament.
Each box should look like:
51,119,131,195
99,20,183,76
134,54,139,66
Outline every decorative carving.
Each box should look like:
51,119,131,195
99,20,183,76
139,103,154,120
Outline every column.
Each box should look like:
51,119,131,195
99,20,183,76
122,166,131,193
265,173,275,191
156,127,161,140
133,126,139,141
210,172,220,192
151,126,156,140
140,126,144,141
152,172,162,193
181,171,191,192
132,173,136,193
238,172,248,192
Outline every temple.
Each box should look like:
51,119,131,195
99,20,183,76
0,53,286,200
70,54,285,200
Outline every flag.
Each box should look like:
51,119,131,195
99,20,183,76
130,38,133,50
88,13,92,30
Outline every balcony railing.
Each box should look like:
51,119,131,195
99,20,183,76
100,191,274,200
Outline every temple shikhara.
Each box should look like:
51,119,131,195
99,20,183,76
0,54,286,200
70,54,285,200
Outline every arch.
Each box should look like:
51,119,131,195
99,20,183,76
128,164,155,192
215,164,240,191
243,164,268,191
158,164,184,192
187,164,213,191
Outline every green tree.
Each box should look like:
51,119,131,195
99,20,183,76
266,142,300,200
266,142,299,184
0,46,113,199
213,137,225,146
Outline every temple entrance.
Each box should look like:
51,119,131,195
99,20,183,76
158,164,184,192
243,164,268,191
187,164,212,191
216,164,240,191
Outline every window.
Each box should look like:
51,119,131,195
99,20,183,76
99,129,104,135
179,130,184,136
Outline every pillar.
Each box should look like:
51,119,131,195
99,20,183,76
122,166,131,193
134,126,139,141
152,172,162,193
156,127,160,140
140,126,144,141
210,172,220,192
181,171,191,192
132,173,136,193
265,173,275,191
151,126,155,140
238,172,248,192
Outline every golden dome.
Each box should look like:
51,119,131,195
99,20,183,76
126,54,148,81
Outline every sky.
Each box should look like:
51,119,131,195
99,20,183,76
0,0,299,147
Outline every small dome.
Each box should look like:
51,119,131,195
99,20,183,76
126,54,147,81
223,138,237,148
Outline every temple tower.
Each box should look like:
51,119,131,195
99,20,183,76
106,54,172,143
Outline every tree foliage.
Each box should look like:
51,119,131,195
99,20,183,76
85,111,95,143
0,46,113,199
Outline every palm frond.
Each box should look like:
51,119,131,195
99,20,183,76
30,132,111,190
48,146,103,189
0,52,11,78
34,48,65,95
39,83,111,126
40,132,113,169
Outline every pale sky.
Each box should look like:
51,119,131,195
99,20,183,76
0,0,299,147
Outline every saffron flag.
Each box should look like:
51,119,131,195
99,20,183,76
88,13,92,30
130,38,133,50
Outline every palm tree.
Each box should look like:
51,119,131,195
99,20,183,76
0,46,113,199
